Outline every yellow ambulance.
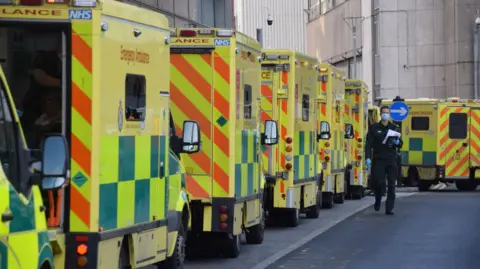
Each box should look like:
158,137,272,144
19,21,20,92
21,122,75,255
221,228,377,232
0,1,198,268
316,63,348,208
344,80,369,199
381,97,480,192
260,49,322,227
169,28,278,258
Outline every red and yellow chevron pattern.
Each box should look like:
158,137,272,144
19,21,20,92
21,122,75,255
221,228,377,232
170,51,230,198
470,109,480,170
439,107,470,178
70,24,92,232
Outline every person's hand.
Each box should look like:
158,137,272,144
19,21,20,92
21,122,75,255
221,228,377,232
393,139,400,145
366,158,372,168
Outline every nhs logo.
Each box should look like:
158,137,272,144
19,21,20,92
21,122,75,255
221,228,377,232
69,10,92,20
214,39,230,46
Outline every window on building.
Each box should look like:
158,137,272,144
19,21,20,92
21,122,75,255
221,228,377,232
244,84,252,119
321,0,334,14
411,117,429,131
302,94,310,121
125,74,146,121
308,0,320,21
449,113,468,139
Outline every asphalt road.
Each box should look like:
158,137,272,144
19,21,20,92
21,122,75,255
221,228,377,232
183,192,415,269
267,190,480,269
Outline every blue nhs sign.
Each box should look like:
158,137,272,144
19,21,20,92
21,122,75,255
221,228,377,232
214,39,230,46
69,10,92,20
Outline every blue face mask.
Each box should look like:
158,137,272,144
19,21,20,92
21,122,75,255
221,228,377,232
381,113,390,121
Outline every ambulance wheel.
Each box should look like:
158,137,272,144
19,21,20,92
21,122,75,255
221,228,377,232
417,181,431,192
455,181,477,191
306,190,321,219
333,192,345,204
286,208,300,227
322,193,334,209
245,204,265,244
161,223,186,269
221,233,241,258
351,187,363,200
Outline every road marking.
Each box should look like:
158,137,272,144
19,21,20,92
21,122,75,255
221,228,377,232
251,192,416,269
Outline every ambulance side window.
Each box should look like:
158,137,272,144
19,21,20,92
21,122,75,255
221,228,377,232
244,84,252,119
449,113,467,139
125,74,146,121
411,117,429,131
0,84,20,191
302,94,310,121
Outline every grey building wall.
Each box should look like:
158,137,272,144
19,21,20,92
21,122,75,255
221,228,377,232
307,0,480,101
123,0,234,28
235,0,309,53
306,0,370,95
376,0,480,100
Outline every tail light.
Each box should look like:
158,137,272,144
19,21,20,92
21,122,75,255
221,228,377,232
357,155,362,160
325,156,330,161
286,137,293,143
285,163,293,170
180,30,197,37
286,146,292,152
357,144,362,148
357,138,363,143
219,205,228,230
20,0,43,5
76,244,88,267
219,205,227,213
325,142,330,147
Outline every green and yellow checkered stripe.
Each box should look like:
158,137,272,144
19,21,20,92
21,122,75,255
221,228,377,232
293,131,317,181
98,135,168,231
0,185,53,268
235,130,259,198
330,129,344,171
401,137,436,166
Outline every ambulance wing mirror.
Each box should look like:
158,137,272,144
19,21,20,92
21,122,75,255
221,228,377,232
41,134,69,190
182,120,201,154
318,121,331,140
344,124,354,139
262,120,279,145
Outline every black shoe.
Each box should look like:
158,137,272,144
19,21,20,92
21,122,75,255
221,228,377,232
374,202,380,212
385,211,394,215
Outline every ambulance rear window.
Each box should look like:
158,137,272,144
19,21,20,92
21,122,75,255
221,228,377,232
449,113,467,139
125,74,146,121
244,84,252,119
411,117,429,131
302,94,310,121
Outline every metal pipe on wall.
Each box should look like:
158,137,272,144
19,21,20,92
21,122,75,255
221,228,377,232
474,24,478,99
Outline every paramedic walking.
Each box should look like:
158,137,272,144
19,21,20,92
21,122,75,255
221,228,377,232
365,106,403,215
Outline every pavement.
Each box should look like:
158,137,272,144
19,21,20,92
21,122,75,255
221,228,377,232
266,190,480,269
183,192,415,269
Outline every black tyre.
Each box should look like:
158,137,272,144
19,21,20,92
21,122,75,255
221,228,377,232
306,188,321,219
221,233,241,258
322,192,334,209
418,180,431,192
160,223,186,269
351,186,363,200
333,192,345,204
455,181,477,191
285,208,300,227
245,205,265,244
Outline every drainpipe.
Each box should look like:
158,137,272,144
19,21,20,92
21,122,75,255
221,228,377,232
474,12,480,99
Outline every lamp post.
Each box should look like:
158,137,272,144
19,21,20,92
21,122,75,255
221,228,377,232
344,16,365,79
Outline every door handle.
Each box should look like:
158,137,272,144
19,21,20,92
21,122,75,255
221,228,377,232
462,142,468,147
1,212,13,222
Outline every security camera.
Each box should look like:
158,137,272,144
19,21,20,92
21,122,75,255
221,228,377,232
267,14,273,26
